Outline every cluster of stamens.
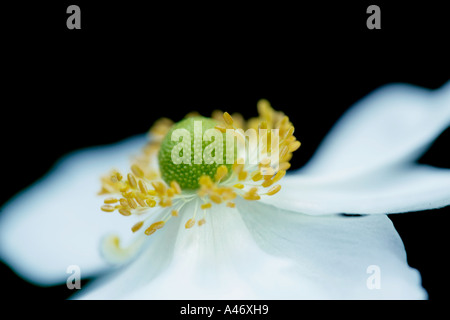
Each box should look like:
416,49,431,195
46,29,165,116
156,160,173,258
99,99,300,240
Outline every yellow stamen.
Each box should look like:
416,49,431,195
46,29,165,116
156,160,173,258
288,141,301,152
251,171,263,182
238,170,248,181
272,170,286,184
101,205,115,212
266,184,282,196
103,197,118,204
131,221,144,233
152,181,166,195
127,198,138,209
119,208,131,216
150,221,165,230
199,175,214,188
146,199,156,207
210,194,222,204
127,173,137,189
166,188,175,197
201,203,212,210
131,164,144,178
261,179,274,188
215,125,227,133
215,165,228,182
279,162,291,171
135,197,147,208
119,198,129,207
138,180,148,194
223,112,234,126
170,181,182,194
185,219,195,229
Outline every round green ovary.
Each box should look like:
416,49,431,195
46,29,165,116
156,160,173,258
158,117,233,190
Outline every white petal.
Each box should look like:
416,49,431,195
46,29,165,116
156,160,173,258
0,135,148,285
75,200,426,299
302,82,450,179
263,164,450,215
237,200,426,299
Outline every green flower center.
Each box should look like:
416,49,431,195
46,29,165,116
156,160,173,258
158,117,233,190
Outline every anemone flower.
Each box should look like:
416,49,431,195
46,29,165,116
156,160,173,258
1,82,449,300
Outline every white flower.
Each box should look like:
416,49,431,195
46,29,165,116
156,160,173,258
0,82,449,300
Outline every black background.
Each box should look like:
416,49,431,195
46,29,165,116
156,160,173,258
0,0,449,310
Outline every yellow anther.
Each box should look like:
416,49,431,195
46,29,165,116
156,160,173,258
135,197,147,207
243,187,261,200
131,221,144,233
146,199,156,207
288,141,301,152
199,175,214,188
127,198,138,209
198,219,206,226
243,194,261,201
123,189,134,198
214,125,227,133
114,171,123,181
259,158,271,167
119,208,132,216
185,219,195,229
170,181,182,194
150,221,165,230
151,181,166,195
131,164,144,178
279,116,289,128
166,188,175,197
257,99,271,117
248,187,258,195
259,121,268,130
101,205,115,212
210,194,223,204
147,189,157,196
233,183,244,189
232,163,244,174
215,165,228,182
238,170,248,181
119,185,129,193
119,198,129,208
272,170,286,184
251,171,263,182
226,202,236,208
223,112,234,126
127,173,137,189
284,126,294,139
145,228,156,236
279,145,289,160
282,152,293,162
103,197,118,204
222,190,237,200
171,210,179,217
279,162,291,171
160,198,172,207
201,203,212,210
138,180,148,194
261,179,274,188
266,184,282,196
144,221,165,236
